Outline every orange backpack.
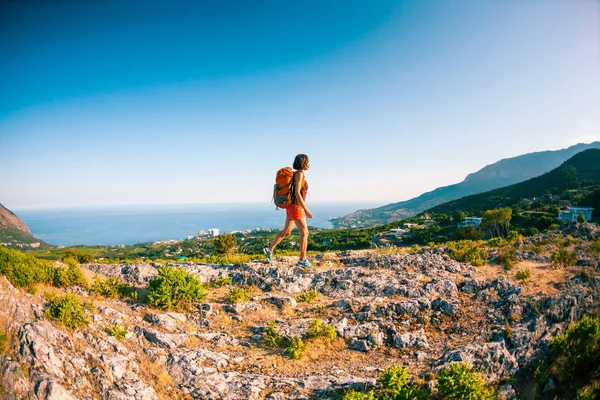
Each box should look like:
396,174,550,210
273,167,295,209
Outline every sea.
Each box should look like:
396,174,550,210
15,202,379,247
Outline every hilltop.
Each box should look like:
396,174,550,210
429,149,600,216
0,203,51,249
1,222,599,399
331,142,600,227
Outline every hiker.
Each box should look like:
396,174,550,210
264,154,313,267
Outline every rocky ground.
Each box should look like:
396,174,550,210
1,227,600,399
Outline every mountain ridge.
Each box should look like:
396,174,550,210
0,203,51,248
331,142,600,227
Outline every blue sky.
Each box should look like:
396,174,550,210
1,0,599,209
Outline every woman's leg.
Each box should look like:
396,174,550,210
294,218,309,261
269,216,295,252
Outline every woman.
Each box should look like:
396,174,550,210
264,154,313,267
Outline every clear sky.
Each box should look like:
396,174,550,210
1,0,599,209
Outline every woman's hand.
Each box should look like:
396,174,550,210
305,209,313,219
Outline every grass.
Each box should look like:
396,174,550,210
296,289,320,303
226,286,253,303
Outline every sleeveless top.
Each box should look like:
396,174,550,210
292,171,308,205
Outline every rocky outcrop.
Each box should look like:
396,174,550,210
2,242,600,399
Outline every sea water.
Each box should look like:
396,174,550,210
15,202,379,246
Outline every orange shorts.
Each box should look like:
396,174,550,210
286,204,304,220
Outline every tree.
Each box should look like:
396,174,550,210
577,213,586,223
457,225,484,241
214,233,237,255
481,207,512,238
454,211,467,223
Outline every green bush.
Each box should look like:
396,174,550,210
0,246,55,291
590,238,600,254
376,365,428,400
575,379,600,400
515,269,532,285
0,330,6,354
108,325,127,340
296,289,320,303
496,247,518,270
90,276,137,300
44,293,89,330
307,318,336,341
61,249,94,264
211,275,232,287
340,390,377,400
550,315,600,382
53,264,88,288
379,365,409,391
446,241,488,266
264,320,283,347
551,248,577,268
437,363,494,400
147,266,207,310
226,286,253,303
285,336,307,359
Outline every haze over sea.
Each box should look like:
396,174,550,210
15,202,378,247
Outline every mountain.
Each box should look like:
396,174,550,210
428,148,600,216
0,203,51,249
331,142,600,227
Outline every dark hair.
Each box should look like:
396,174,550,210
293,154,309,170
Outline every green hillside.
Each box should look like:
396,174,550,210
331,142,600,227
428,149,600,216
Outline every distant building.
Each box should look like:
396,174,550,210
402,223,417,229
208,229,220,237
458,217,482,229
389,228,409,238
558,206,594,222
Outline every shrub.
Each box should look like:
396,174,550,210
226,286,253,303
575,379,600,400
61,249,94,264
44,293,89,330
296,289,320,303
378,365,409,391
285,336,307,360
551,248,577,268
377,365,428,400
340,390,377,400
264,320,283,347
437,363,494,400
496,247,518,270
0,330,6,353
457,226,484,241
307,318,336,341
211,276,232,287
590,238,600,254
550,315,600,382
147,266,207,310
515,269,532,285
577,213,586,223
0,246,55,291
91,276,137,300
53,264,88,288
446,241,488,266
108,325,127,340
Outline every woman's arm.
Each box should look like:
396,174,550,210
294,171,312,218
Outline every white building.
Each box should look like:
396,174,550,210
458,217,482,229
208,229,220,237
558,206,594,222
389,228,409,238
